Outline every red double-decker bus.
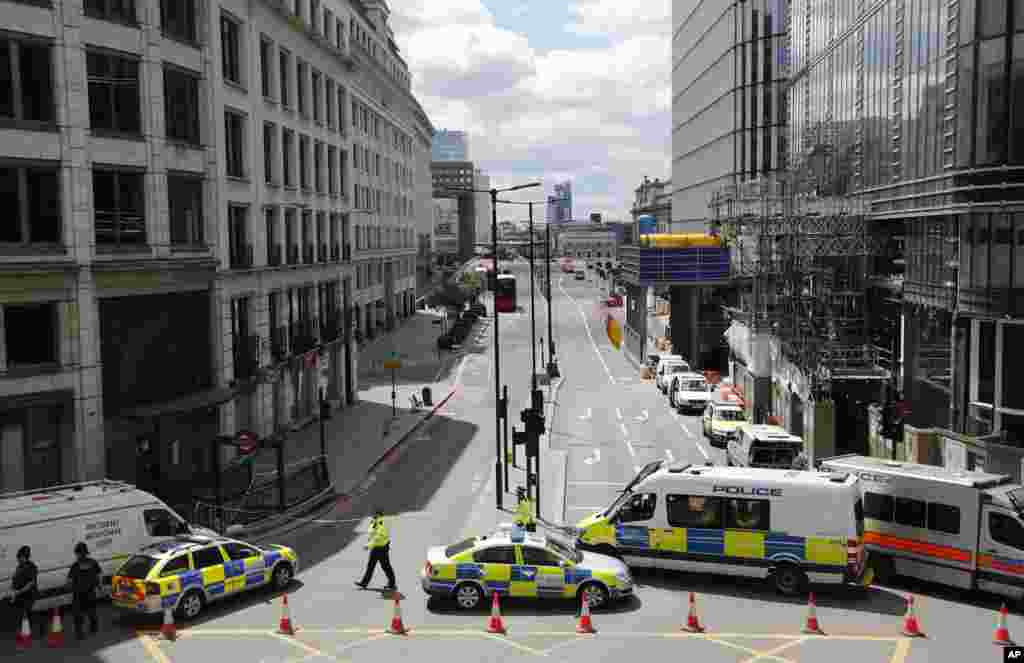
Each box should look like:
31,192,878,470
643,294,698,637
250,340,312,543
494,274,517,313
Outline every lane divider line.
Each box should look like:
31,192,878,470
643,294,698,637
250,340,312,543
169,628,910,641
559,275,616,385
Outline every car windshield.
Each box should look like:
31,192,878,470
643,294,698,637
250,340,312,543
546,536,583,563
445,538,477,558
117,555,158,579
670,365,688,374
683,380,708,391
604,490,633,517
717,409,744,421
752,447,797,467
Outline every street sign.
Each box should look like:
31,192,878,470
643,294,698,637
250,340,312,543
383,352,401,370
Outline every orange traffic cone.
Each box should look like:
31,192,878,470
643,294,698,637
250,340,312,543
387,594,407,635
900,594,925,638
277,594,295,635
486,591,506,634
46,608,64,648
14,614,32,650
802,592,825,635
993,603,1013,645
576,593,596,634
682,592,705,633
160,606,177,641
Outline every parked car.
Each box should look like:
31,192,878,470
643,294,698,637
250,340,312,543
655,358,691,393
668,373,713,413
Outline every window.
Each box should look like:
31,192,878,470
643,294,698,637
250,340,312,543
86,50,140,134
260,37,273,98
296,60,307,115
980,0,1008,37
144,509,185,537
163,66,199,144
221,542,258,561
224,111,245,178
444,538,475,558
666,494,722,528
327,146,337,194
615,492,656,523
228,205,250,268
161,0,196,43
312,69,321,122
893,496,927,528
159,555,189,576
93,169,145,246
339,150,347,195
85,0,135,24
325,78,335,129
473,546,515,564
282,129,294,187
927,502,961,535
265,207,279,265
191,546,225,569
279,49,291,107
0,163,60,244
263,122,276,184
313,140,323,192
338,87,347,129
521,546,561,566
0,38,55,124
4,304,57,366
990,512,1024,551
299,135,309,189
220,13,241,85
167,173,203,245
724,498,770,531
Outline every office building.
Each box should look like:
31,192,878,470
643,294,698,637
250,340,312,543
431,129,470,161
0,0,432,499
548,181,573,223
631,177,672,234
475,169,492,244
430,161,477,260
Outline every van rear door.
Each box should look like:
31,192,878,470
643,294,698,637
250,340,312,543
750,441,801,469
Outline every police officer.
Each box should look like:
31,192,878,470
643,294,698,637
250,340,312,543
67,542,100,638
355,509,396,590
515,487,536,533
7,546,39,637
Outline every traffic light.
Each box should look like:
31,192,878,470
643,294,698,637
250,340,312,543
512,428,526,448
531,389,544,413
498,394,508,420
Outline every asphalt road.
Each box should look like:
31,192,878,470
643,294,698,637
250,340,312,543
10,260,1014,663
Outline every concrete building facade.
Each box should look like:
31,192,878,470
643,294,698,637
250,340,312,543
430,160,476,261
631,177,672,233
557,224,619,260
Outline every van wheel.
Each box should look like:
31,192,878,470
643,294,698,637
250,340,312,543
177,590,205,620
772,564,808,596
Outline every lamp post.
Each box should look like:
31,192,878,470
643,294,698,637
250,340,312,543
443,182,541,511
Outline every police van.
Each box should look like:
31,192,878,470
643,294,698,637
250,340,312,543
0,480,216,613
820,454,1024,601
727,424,804,469
574,461,866,595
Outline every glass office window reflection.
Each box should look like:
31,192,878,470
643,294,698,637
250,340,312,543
976,38,1009,165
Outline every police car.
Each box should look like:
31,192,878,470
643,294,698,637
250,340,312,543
110,535,299,620
421,527,633,610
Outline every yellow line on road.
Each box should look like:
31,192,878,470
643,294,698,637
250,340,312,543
890,637,913,663
270,632,347,663
484,633,550,657
737,637,806,663
706,637,795,663
136,632,173,663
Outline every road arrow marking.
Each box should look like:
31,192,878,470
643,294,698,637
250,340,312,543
665,449,675,463
634,410,649,423
626,441,636,458
578,407,592,421
583,449,602,465
615,408,623,420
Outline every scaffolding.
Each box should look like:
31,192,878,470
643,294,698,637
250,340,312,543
711,176,886,397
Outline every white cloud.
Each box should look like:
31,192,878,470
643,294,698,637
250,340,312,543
390,0,672,221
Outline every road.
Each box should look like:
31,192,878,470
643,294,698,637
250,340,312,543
9,259,1012,663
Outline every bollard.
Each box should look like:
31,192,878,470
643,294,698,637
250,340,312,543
422,386,433,407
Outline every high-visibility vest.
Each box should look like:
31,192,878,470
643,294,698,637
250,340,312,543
515,499,535,526
368,517,390,548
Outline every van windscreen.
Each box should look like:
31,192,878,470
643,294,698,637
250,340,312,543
117,555,158,579
751,447,797,468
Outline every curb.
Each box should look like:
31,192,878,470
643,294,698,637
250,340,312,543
363,388,456,478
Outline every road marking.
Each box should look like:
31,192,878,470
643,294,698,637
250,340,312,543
675,417,709,460
136,633,172,663
485,632,550,656
736,636,806,663
583,449,602,465
626,441,637,457
270,632,348,663
634,409,649,423
172,628,909,641
578,407,592,421
615,408,623,420
890,637,912,663
559,276,616,385
619,422,628,436
665,449,675,463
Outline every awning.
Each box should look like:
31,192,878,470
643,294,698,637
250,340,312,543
118,386,236,420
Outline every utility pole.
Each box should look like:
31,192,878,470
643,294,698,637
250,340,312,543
528,201,538,392
546,222,558,378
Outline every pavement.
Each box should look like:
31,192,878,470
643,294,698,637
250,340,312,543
4,259,1016,663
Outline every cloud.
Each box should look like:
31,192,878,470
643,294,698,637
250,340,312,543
390,0,671,221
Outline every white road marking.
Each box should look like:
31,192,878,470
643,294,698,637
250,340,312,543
634,410,649,423
559,276,616,385
675,418,709,460
619,422,628,436
583,449,602,465
626,441,637,457
615,408,623,420
634,465,642,473
665,449,675,463
578,407,592,421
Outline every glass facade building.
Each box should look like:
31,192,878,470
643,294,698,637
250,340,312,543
431,129,470,161
788,0,1024,442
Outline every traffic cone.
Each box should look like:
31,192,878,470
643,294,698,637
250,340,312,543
802,592,825,635
900,594,925,638
486,591,506,634
576,593,596,634
682,592,704,633
14,614,32,650
387,594,407,635
993,603,1013,645
277,594,295,635
46,608,64,648
160,606,177,641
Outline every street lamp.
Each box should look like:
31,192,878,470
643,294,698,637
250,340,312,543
442,182,541,511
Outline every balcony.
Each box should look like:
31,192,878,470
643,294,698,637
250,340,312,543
290,318,318,354
270,325,289,362
343,243,351,261
268,245,282,267
233,334,261,382
230,244,254,270
318,243,327,262
287,245,299,265
303,243,314,263
330,243,340,261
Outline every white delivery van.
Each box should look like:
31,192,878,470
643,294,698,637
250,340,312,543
727,424,804,469
575,460,865,595
669,372,712,413
0,480,216,612
820,454,1024,600
656,358,691,393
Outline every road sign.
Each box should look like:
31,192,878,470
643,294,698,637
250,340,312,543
383,352,401,370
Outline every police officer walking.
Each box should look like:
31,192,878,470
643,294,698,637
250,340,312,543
6,546,40,637
515,487,536,532
355,509,396,590
67,542,100,639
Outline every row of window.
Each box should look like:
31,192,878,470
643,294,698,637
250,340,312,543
349,13,410,90
259,206,348,269
862,491,961,535
259,121,347,193
351,96,414,157
256,29,349,132
353,184,412,220
352,256,415,290
352,142,413,189
352,223,413,251
617,492,771,532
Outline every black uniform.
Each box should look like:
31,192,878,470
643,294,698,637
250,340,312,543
68,556,101,636
10,559,39,635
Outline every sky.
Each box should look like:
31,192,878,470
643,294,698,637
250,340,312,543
387,0,672,224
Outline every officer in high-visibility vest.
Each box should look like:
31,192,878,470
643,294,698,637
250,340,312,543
515,487,536,532
356,509,396,590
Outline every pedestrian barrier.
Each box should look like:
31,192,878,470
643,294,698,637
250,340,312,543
161,606,177,641
576,594,596,634
994,603,1013,645
278,594,295,635
15,614,32,649
387,594,408,635
47,608,64,648
802,593,824,635
900,595,924,638
682,592,704,633
486,591,506,634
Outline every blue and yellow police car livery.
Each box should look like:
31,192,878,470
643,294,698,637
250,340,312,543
575,461,866,596
421,527,633,610
111,535,298,620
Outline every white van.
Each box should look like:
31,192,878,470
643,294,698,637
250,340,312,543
575,461,865,595
0,480,215,612
727,424,804,469
656,357,691,393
